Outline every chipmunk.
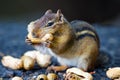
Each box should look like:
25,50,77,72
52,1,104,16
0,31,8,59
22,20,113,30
26,9,100,71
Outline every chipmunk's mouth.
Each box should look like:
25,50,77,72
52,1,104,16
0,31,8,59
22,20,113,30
26,33,53,47
25,36,40,45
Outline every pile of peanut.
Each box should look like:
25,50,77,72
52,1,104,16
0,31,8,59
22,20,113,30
1,51,120,80
1,50,51,70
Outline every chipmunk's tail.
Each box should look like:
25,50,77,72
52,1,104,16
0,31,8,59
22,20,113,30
0,52,5,59
96,50,112,68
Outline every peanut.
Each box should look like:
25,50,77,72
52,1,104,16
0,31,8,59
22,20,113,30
1,56,23,70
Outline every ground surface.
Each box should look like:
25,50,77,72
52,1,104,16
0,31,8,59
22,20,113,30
0,21,120,80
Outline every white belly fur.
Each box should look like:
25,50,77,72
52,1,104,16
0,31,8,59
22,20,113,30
34,45,87,68
57,56,79,66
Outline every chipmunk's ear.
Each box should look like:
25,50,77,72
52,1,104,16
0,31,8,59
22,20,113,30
45,9,52,15
56,9,62,17
56,9,64,21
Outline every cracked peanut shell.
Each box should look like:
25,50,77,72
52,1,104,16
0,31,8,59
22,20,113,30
106,67,120,79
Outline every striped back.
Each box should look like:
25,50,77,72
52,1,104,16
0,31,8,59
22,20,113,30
71,20,100,48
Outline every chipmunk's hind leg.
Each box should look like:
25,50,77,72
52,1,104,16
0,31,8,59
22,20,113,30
77,56,89,71
77,55,96,71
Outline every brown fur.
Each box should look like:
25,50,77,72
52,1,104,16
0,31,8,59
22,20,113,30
26,10,99,71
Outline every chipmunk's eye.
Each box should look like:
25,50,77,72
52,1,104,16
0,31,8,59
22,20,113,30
47,21,54,26
32,32,37,38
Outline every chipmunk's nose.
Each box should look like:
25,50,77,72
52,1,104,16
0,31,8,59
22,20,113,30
25,36,32,45
25,36,29,42
26,36,28,39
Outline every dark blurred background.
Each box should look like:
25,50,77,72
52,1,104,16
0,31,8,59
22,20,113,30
0,1,120,79
0,0,120,24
